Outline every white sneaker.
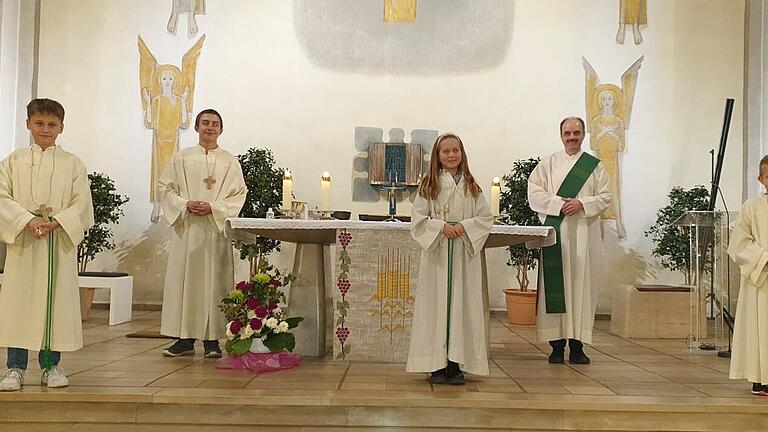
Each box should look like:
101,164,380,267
0,368,24,391
41,366,69,388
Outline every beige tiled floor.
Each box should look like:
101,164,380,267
0,309,757,402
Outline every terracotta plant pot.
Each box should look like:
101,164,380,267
504,289,537,325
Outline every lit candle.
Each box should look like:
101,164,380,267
490,177,501,217
320,171,331,211
282,170,293,211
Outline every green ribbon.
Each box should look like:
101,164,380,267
445,221,458,355
541,153,599,314
37,215,57,371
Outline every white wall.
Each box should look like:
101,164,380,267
32,0,746,311
0,0,37,155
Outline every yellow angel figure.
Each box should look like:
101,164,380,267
167,0,206,35
617,0,647,45
384,0,417,23
583,55,643,240
138,35,205,223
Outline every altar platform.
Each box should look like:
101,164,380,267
1,308,766,431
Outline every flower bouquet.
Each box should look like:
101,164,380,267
215,266,303,374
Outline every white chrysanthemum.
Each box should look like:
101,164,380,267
276,321,289,333
273,307,282,316
265,317,279,329
240,325,255,339
247,310,257,320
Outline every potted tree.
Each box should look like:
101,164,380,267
499,158,541,325
236,148,286,275
644,185,710,284
78,172,130,317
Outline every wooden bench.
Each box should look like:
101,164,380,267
0,271,133,326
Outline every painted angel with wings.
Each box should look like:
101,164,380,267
138,35,205,223
583,55,643,239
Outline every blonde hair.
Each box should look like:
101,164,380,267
418,133,483,200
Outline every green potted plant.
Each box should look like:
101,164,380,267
645,185,710,284
78,172,130,317
499,158,541,325
236,148,286,275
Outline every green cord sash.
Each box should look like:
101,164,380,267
541,153,599,314
37,215,57,371
445,221,458,355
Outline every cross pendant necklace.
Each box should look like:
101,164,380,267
30,146,57,222
203,148,217,190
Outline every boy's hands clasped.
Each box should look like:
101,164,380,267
442,223,465,240
26,218,60,239
186,200,212,216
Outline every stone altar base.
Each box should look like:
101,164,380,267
611,284,709,339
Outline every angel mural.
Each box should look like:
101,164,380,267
583,55,643,239
167,0,206,36
138,35,205,223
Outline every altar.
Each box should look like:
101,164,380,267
225,219,555,360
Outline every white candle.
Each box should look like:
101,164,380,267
320,171,331,211
282,170,293,211
490,177,501,217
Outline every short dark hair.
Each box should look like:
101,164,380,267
559,116,585,133
195,109,223,130
27,98,65,122
760,155,768,176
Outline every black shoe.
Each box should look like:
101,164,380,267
428,368,448,384
443,361,465,385
203,340,222,359
445,370,465,385
548,351,565,364
568,339,590,364
751,383,768,396
569,352,591,364
548,339,566,364
162,339,195,357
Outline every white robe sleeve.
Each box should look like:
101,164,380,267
411,193,445,252
459,194,493,257
579,163,613,218
158,156,189,227
0,156,35,244
528,159,565,217
53,158,94,246
210,157,247,233
728,202,768,288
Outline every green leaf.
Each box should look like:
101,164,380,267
285,317,304,329
335,351,345,360
230,337,253,355
264,332,295,352
342,344,351,355
336,316,345,326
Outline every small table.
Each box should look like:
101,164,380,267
226,219,554,359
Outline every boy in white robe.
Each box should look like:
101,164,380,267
0,99,94,391
159,109,247,358
728,155,768,396
408,133,493,385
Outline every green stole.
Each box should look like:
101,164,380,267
541,152,599,313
